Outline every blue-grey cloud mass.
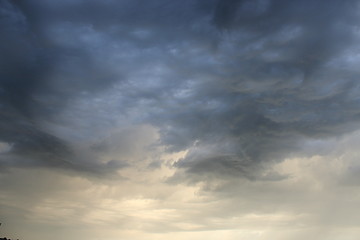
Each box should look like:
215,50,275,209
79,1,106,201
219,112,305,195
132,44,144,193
1,0,360,180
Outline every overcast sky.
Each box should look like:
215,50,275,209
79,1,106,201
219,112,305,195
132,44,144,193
1,0,360,239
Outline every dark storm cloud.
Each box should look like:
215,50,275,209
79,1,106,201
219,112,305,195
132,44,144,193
0,0,216,172
1,0,360,181
146,0,360,182
0,1,69,168
0,0,120,171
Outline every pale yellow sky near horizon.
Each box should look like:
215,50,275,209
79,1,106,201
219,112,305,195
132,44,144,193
2,129,360,240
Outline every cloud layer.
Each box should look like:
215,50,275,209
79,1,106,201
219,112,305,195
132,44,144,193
1,1,360,239
1,0,360,179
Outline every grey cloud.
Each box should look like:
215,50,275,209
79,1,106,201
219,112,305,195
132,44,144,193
1,0,360,182
0,0,125,171
213,0,242,30
142,0,360,182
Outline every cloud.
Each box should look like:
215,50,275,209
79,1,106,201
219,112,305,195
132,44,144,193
3,1,360,240
1,0,360,184
144,0,360,182
2,139,360,240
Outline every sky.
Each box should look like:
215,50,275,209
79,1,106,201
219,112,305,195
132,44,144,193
1,0,360,239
